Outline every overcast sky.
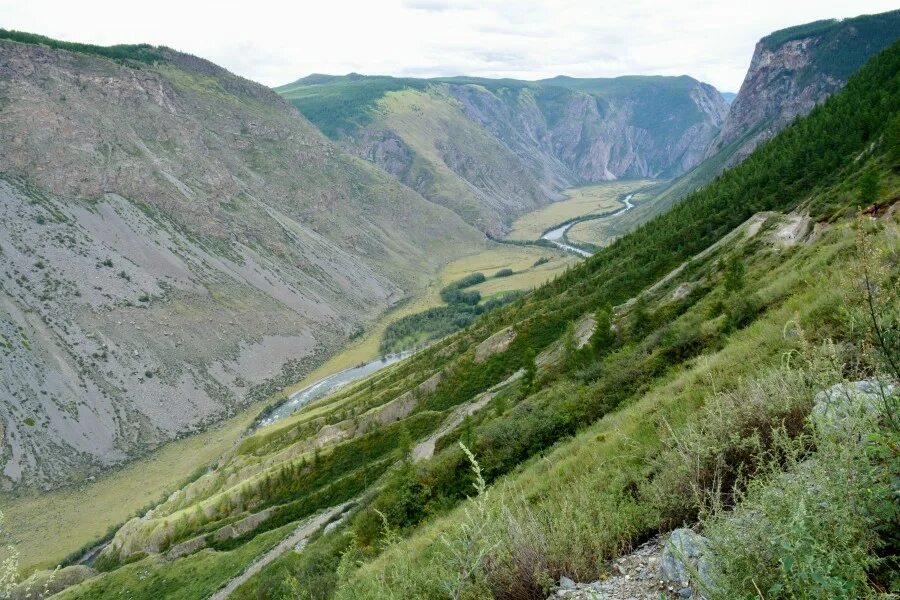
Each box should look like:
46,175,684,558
1,0,897,92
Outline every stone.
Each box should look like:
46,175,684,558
559,575,576,589
812,379,895,435
660,529,712,591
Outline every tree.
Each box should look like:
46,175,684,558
562,322,578,368
591,304,615,356
857,166,880,204
397,426,413,461
724,255,746,292
521,348,536,396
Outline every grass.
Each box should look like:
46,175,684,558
284,244,573,394
0,404,264,573
54,522,298,600
336,215,891,599
505,181,653,241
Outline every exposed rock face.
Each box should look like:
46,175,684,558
706,38,839,167
707,10,900,168
0,40,482,491
812,379,896,435
548,531,713,600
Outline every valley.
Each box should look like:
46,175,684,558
1,9,899,600
1,207,575,573
504,181,652,242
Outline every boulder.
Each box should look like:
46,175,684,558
661,528,712,593
812,379,895,435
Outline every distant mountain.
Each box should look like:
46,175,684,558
276,74,727,235
0,32,482,491
720,91,737,103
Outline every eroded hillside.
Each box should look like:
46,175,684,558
0,37,483,491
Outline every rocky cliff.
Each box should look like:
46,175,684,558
0,37,482,491
707,10,900,167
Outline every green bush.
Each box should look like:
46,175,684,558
702,404,898,599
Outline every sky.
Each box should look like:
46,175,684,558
1,0,897,92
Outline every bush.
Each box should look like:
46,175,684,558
647,363,831,526
494,269,514,278
701,403,897,599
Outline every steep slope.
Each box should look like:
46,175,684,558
707,9,900,166
277,74,727,235
52,37,900,600
609,9,900,244
0,34,483,491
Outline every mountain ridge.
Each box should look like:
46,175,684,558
277,72,727,235
0,35,484,492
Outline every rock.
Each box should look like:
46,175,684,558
812,379,895,435
559,575,576,589
660,528,712,592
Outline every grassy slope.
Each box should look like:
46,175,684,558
240,42,900,599
1,403,260,572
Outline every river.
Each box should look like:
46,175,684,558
541,193,635,257
252,351,414,430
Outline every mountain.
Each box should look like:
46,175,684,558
0,32,483,492
720,91,737,103
276,74,727,235
617,9,900,239
708,9,900,167
46,36,900,600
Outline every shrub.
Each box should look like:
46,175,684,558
701,403,897,599
648,350,840,526
494,269,514,278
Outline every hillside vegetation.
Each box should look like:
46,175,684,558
44,37,900,600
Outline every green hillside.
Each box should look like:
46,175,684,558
46,38,900,600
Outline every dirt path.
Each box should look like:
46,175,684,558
412,369,523,462
209,502,352,600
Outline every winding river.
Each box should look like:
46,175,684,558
254,193,637,430
541,193,636,257
253,351,413,429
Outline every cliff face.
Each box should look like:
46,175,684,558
279,75,728,235
707,10,900,167
0,39,481,490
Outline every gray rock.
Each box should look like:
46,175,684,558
812,379,895,435
558,575,576,589
661,528,712,591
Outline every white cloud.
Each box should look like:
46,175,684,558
0,0,897,91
